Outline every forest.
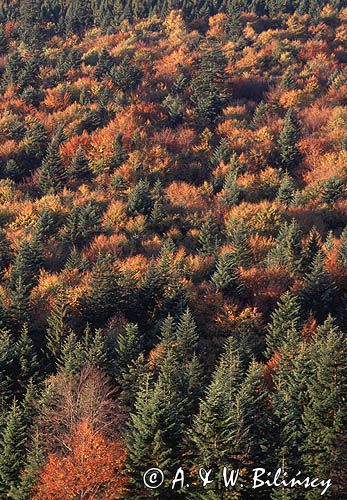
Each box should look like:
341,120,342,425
0,0,346,498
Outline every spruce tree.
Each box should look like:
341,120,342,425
268,219,303,275
39,139,67,195
278,171,295,205
46,288,72,362
115,323,143,379
126,350,185,499
265,291,302,358
302,320,347,497
14,325,39,393
299,250,337,322
220,165,241,206
69,147,91,183
0,400,28,497
278,109,302,171
126,178,153,216
338,226,347,268
198,216,220,256
190,338,245,494
210,251,243,297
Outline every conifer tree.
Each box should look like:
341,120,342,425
338,226,347,268
115,323,143,379
268,219,303,275
198,216,220,256
126,178,153,216
14,325,39,393
220,165,241,206
190,338,245,494
16,428,44,500
0,228,11,274
126,350,185,499
0,400,28,497
46,288,72,362
190,42,227,126
69,147,91,183
265,291,302,358
39,139,67,195
278,171,295,205
302,319,347,496
302,227,321,273
278,109,302,171
210,251,243,297
175,308,199,365
0,328,15,402
299,251,337,322
226,0,243,41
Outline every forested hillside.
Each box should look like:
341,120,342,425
0,1,346,498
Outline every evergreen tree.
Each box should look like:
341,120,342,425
16,428,44,500
0,400,28,497
299,251,337,322
268,219,303,275
115,323,143,379
0,328,15,402
175,308,199,365
66,0,93,35
126,178,153,216
302,227,321,273
39,139,67,195
69,147,91,183
126,351,185,499
278,171,295,205
81,255,120,326
23,120,47,169
0,228,11,274
19,0,43,49
321,176,345,205
265,291,302,359
198,216,220,256
227,222,253,268
210,251,243,297
10,240,42,291
338,226,347,268
278,109,301,171
111,55,142,92
220,165,241,206
190,338,245,494
46,288,72,362
14,325,39,393
190,42,227,126
302,320,347,497
226,0,243,41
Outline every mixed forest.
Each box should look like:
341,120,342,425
0,0,346,498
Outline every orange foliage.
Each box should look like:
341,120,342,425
34,419,127,500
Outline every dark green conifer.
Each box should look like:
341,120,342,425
278,109,302,171
265,291,302,358
39,139,67,195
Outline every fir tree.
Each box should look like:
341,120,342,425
210,251,243,297
265,291,302,358
198,216,220,256
126,351,185,499
115,323,143,379
0,400,28,497
299,251,337,322
14,325,39,393
69,147,91,183
126,178,153,216
111,132,127,170
190,338,245,494
338,226,347,268
278,109,301,171
278,171,295,205
220,165,241,206
46,288,72,362
268,219,303,275
175,308,199,365
302,320,347,497
39,139,67,195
